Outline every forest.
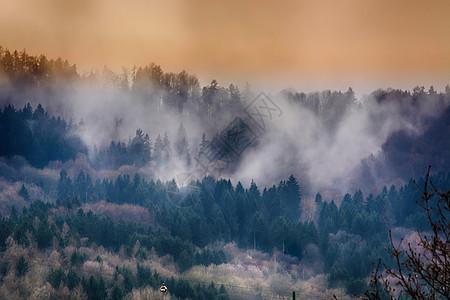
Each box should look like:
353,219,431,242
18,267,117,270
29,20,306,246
0,47,449,299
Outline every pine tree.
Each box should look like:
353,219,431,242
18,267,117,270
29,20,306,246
229,84,242,104
315,192,323,205
153,134,163,164
175,123,191,165
284,174,301,220
110,283,125,300
36,218,53,249
57,169,72,201
67,269,80,290
128,129,152,166
163,131,171,162
21,103,33,120
198,132,207,159
18,184,30,201
83,275,107,300
32,103,45,120
10,205,18,222
16,255,29,277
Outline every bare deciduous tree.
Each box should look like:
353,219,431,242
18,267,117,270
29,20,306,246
365,165,449,299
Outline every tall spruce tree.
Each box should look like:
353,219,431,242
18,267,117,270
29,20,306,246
175,124,191,165
153,134,163,164
162,131,171,162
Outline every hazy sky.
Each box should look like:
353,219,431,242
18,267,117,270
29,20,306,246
1,0,449,93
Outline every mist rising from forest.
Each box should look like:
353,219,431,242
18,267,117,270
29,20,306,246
234,87,448,195
0,47,449,299
0,48,449,197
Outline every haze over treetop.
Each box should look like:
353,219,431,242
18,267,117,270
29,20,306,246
1,0,449,91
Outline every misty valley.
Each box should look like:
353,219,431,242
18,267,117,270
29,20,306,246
0,47,449,299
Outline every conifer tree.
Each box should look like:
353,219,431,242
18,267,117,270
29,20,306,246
163,131,171,162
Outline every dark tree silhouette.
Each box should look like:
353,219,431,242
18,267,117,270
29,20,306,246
365,166,449,299
16,255,29,277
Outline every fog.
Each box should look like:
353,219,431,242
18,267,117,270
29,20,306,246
233,87,448,196
0,65,448,198
0,64,448,298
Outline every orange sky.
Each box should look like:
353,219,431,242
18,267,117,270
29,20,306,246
1,0,449,93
